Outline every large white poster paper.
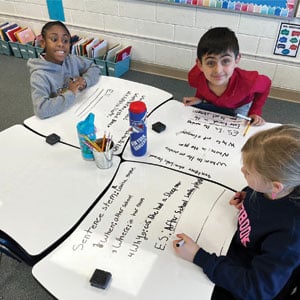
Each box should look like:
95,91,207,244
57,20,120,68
0,125,120,256
123,100,281,190
24,76,172,154
33,162,237,300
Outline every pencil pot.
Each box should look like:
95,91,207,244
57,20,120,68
93,138,114,169
76,113,96,160
129,101,147,156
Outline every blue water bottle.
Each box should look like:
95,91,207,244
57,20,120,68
129,101,147,156
76,112,96,160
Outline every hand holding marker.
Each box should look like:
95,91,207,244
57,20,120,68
176,240,185,247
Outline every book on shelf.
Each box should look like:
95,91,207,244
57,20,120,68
91,39,107,58
0,22,9,40
6,25,22,42
71,37,87,56
34,34,43,47
15,27,36,44
85,38,100,58
0,23,18,41
115,45,132,62
80,37,94,56
104,43,122,61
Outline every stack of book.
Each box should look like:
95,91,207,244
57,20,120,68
71,36,132,77
104,43,132,77
71,36,132,62
0,22,36,58
71,36,108,58
0,22,35,44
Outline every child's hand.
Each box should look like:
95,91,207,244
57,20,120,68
68,77,87,94
76,77,87,91
229,191,246,209
68,79,81,94
183,97,201,106
249,114,265,126
173,233,200,262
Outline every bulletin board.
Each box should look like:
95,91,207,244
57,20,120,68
140,0,298,19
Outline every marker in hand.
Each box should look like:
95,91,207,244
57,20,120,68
176,239,185,247
236,113,252,122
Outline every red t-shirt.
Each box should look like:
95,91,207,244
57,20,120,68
188,65,271,116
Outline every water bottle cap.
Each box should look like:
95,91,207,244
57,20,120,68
76,112,95,134
129,101,146,113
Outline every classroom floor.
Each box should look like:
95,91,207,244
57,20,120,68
0,54,299,300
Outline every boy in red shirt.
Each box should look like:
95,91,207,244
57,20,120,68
183,27,271,125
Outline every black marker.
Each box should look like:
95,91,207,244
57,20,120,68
176,240,185,247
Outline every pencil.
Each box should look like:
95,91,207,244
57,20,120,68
82,135,102,152
105,134,113,152
83,141,95,151
243,120,252,137
101,132,106,152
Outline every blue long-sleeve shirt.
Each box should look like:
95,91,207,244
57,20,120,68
193,187,300,300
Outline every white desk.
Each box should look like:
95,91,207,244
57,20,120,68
24,76,172,155
123,100,281,191
4,90,281,298
0,125,120,257
33,161,237,300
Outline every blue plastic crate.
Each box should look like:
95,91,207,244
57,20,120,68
94,56,108,76
18,43,29,59
0,40,12,56
9,42,22,58
106,56,130,77
27,44,37,58
35,46,44,57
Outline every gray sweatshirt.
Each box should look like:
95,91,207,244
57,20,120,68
27,54,101,119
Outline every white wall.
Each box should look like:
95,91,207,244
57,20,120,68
1,0,300,92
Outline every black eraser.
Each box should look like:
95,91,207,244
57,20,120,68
90,269,112,289
152,121,166,133
46,133,60,145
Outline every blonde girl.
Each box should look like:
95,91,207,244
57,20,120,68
174,125,300,300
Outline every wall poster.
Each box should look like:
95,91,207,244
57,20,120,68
46,0,65,21
274,22,300,57
140,0,298,19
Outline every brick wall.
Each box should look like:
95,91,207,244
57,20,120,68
1,0,300,93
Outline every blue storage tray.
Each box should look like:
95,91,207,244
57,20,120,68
106,56,130,77
0,40,12,56
9,42,22,58
94,57,108,76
